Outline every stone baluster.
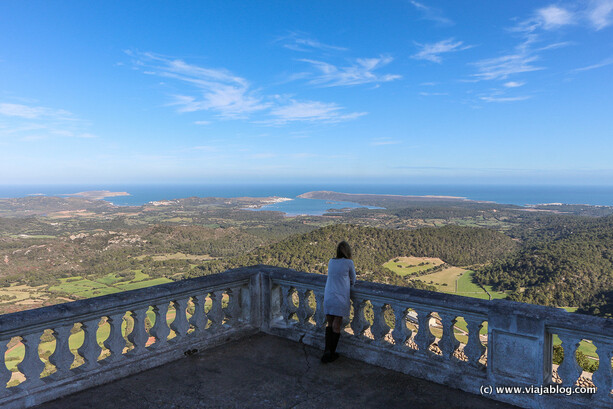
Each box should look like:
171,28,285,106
189,294,207,334
0,338,12,394
438,313,459,360
350,298,369,339
170,298,189,340
224,287,242,326
127,307,149,355
391,305,412,349
208,291,224,330
591,340,612,400
150,303,170,348
557,334,583,387
297,289,314,327
370,301,390,344
313,291,326,331
464,317,486,367
77,318,102,371
17,331,45,388
281,286,296,325
103,313,126,362
48,324,73,378
414,309,435,354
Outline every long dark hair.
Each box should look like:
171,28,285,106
336,241,352,259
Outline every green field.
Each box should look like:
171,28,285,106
383,257,445,277
384,256,508,301
552,334,598,359
455,271,507,300
49,271,172,298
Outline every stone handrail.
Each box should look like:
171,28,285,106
1,265,612,409
261,267,613,409
0,267,259,409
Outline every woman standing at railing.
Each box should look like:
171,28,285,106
321,241,356,363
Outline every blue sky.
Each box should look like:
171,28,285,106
1,0,612,185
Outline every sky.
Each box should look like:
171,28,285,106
1,0,612,185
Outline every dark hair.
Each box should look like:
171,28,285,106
336,241,352,259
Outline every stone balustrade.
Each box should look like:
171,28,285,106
0,267,258,409
1,265,612,409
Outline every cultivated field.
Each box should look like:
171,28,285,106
382,256,445,276
384,257,507,300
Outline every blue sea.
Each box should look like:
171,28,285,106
1,184,613,215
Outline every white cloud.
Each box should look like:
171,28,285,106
537,6,574,29
412,39,472,63
571,56,613,72
129,51,365,125
0,102,95,140
194,120,211,125
0,103,74,120
588,0,613,29
298,55,401,86
503,81,526,88
409,1,453,26
129,51,269,119
480,95,531,103
269,100,366,124
473,53,543,80
278,32,348,53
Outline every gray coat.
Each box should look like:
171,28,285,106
323,258,356,317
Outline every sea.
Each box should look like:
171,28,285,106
1,184,613,216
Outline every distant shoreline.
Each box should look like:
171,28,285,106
298,190,494,203
62,190,131,200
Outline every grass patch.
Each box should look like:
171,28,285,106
383,256,444,277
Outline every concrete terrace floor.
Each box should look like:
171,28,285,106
36,333,518,409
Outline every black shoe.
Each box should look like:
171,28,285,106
321,351,334,363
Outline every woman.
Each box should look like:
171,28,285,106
321,240,356,363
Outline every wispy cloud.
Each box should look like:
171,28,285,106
277,32,348,53
512,5,575,33
412,39,472,63
588,0,613,29
571,56,613,72
503,81,526,88
513,1,613,32
268,100,366,124
129,50,367,125
0,102,96,140
128,51,269,119
480,95,531,103
473,52,543,80
0,103,74,120
409,1,453,26
419,92,447,96
537,6,575,29
298,55,401,86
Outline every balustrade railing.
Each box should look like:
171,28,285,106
263,267,613,409
0,268,257,409
1,265,611,409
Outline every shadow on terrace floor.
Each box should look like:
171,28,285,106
36,333,517,409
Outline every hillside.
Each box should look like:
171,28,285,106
474,215,613,316
193,224,519,288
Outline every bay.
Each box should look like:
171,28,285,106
1,184,613,214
